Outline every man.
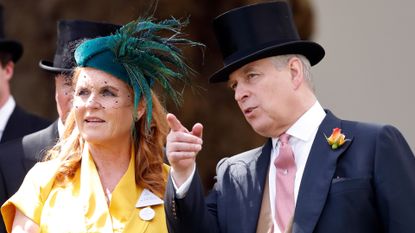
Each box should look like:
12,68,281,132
0,4,50,143
0,19,120,232
164,1,415,233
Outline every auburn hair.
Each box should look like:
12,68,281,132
45,68,168,197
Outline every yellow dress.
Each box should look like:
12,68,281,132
1,144,169,233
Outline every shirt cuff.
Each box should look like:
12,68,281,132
171,164,196,199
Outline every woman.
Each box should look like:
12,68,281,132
1,17,201,232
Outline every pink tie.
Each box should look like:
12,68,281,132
274,133,296,232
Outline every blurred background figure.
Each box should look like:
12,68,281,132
0,4,50,143
0,19,120,232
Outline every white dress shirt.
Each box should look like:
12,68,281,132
269,101,326,233
0,96,16,141
172,164,196,198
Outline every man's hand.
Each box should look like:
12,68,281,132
166,113,203,187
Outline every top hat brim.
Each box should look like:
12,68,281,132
0,40,23,62
209,40,325,83
39,60,72,73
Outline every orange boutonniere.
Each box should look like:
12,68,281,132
324,128,350,150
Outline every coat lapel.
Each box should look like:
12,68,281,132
234,139,273,233
249,139,273,232
293,111,353,233
257,139,273,189
79,144,114,232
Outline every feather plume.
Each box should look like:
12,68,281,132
109,17,203,129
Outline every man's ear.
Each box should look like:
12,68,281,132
3,61,14,81
288,57,303,90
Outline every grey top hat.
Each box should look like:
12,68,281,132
39,19,120,73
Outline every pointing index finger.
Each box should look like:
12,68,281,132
167,113,188,133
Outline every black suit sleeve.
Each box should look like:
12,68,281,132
164,170,220,233
374,125,415,232
0,165,7,233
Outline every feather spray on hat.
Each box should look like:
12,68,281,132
75,17,203,133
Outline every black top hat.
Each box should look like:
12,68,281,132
39,20,121,73
210,1,325,83
0,5,23,62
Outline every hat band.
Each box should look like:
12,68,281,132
81,50,130,85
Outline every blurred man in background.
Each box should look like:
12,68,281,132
0,4,50,143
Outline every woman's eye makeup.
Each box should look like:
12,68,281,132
73,80,133,109
101,87,118,97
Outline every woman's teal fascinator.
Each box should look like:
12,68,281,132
75,17,202,129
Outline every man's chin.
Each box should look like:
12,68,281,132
249,123,271,138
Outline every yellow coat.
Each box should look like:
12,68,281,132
1,144,168,233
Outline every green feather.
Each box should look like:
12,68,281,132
108,17,204,133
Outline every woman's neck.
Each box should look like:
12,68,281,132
87,140,132,193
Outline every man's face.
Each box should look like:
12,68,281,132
228,57,298,138
55,74,74,122
0,61,14,106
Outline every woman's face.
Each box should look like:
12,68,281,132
73,68,135,145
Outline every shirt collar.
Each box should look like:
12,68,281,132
272,101,326,148
0,96,16,133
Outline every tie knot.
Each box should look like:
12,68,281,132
279,133,290,144
275,133,295,169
